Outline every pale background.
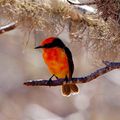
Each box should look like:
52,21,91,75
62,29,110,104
0,27,120,120
0,0,120,120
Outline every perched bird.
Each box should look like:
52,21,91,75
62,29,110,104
35,37,79,96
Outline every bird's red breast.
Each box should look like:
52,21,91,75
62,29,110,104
42,47,69,78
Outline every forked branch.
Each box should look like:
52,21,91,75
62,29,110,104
24,61,120,87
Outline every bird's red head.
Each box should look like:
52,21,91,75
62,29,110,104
35,37,56,49
35,37,65,49
40,37,56,46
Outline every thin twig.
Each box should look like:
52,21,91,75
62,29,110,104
0,22,17,34
24,61,120,87
67,0,96,6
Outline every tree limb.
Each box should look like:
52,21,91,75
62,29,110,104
24,61,120,87
67,0,96,6
0,22,17,34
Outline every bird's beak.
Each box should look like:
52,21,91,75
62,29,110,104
34,46,44,49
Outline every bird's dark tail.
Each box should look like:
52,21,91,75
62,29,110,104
62,84,79,96
69,84,79,94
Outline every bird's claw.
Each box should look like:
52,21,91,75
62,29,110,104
47,78,53,86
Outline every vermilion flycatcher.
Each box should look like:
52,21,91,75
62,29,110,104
35,37,79,96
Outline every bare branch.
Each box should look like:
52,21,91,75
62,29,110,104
0,22,17,34
67,0,96,6
24,61,120,87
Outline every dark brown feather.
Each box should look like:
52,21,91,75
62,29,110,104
64,46,74,79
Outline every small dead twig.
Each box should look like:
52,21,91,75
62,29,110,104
24,61,120,87
0,22,17,34
67,0,96,6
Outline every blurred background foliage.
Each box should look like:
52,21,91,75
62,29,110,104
0,0,120,120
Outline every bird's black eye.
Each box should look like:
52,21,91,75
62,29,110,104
43,43,53,48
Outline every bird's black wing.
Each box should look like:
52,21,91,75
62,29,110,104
52,38,74,79
64,46,74,80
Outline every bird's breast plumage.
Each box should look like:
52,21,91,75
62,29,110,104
43,47,69,78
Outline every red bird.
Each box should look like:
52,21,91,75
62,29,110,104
35,37,79,96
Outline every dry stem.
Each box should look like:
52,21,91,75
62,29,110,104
67,0,96,6
0,22,16,34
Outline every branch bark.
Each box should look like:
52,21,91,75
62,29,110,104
24,61,120,87
0,22,17,34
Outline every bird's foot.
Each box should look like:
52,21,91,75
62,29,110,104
47,75,54,86
55,75,59,80
47,78,53,86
